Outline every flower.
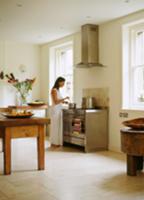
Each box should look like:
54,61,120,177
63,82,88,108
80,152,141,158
0,71,4,79
0,71,36,105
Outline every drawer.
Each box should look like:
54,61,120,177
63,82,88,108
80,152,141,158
64,135,85,147
11,126,39,138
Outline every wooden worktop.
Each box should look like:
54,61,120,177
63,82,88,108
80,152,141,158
0,116,50,127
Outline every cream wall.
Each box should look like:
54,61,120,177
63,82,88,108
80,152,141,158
99,10,144,151
40,10,144,152
0,41,40,106
40,44,49,102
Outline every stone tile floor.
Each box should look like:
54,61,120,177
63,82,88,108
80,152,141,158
0,138,144,200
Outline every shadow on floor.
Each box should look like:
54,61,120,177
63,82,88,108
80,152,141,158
100,172,144,195
47,144,85,153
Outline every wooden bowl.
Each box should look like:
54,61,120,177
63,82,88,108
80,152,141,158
122,118,144,130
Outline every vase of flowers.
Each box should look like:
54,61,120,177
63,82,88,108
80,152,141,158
16,91,28,106
15,83,31,106
0,71,36,105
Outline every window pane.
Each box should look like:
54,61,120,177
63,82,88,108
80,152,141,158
135,31,144,66
133,66,144,102
55,45,73,101
61,49,73,75
60,75,73,101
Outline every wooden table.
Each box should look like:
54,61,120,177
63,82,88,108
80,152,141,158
121,128,144,176
8,104,49,135
0,116,50,175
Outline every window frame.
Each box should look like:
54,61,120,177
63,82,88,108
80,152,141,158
122,21,144,110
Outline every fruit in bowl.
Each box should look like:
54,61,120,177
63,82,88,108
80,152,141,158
2,110,34,118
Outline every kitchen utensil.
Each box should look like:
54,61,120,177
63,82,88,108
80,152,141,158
68,103,76,109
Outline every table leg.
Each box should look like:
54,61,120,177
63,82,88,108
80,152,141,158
3,128,11,175
37,125,45,170
127,155,138,176
136,156,143,170
45,108,49,136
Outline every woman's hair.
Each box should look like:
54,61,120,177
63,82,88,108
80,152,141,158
52,77,65,90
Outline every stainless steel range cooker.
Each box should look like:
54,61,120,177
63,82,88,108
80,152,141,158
62,108,108,152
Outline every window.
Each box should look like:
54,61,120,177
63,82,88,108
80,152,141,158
122,21,144,110
132,30,144,103
49,42,73,104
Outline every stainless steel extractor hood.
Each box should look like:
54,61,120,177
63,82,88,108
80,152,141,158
76,24,104,68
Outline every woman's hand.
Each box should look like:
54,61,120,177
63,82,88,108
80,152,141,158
63,101,69,104
64,96,69,100
63,96,70,104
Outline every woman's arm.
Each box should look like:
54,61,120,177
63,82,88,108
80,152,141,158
51,89,68,105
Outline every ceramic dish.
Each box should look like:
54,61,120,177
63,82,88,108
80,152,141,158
28,102,45,106
2,113,34,119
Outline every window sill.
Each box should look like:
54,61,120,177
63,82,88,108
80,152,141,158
122,107,144,112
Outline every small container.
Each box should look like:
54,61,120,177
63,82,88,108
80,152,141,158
82,97,96,109
68,103,76,109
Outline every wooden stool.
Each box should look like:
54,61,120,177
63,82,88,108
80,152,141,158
121,128,144,176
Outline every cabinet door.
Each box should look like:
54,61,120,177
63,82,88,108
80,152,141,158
63,110,74,135
85,110,108,152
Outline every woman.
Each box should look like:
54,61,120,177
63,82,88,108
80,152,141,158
50,77,69,147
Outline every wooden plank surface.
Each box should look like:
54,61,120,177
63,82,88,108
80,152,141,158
0,117,50,127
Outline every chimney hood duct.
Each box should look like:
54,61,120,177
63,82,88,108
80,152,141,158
76,24,104,68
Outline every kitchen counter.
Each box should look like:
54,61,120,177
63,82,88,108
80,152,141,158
62,108,108,152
